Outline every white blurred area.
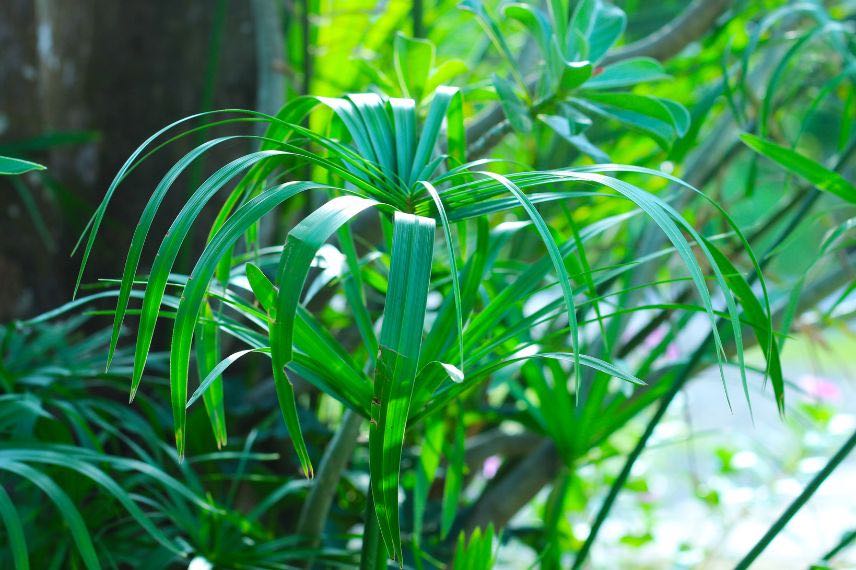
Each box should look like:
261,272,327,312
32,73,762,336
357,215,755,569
494,329,856,568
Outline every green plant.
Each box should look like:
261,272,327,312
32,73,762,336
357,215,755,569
74,3,787,567
4,0,855,568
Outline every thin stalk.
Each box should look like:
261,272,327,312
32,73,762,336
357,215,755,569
300,0,313,96
185,0,227,173
735,428,856,569
296,409,363,547
412,0,424,38
571,334,707,570
360,493,388,570
181,0,227,271
822,529,856,563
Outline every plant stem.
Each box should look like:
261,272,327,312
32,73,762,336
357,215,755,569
735,428,856,569
300,0,313,96
601,0,732,65
296,409,363,543
570,341,706,569
412,0,424,38
360,492,388,570
822,529,856,563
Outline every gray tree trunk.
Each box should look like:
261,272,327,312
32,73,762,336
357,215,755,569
0,0,259,319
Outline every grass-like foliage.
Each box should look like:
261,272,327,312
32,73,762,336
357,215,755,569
75,5,783,562
4,0,855,568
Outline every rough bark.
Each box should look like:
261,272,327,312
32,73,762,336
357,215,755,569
0,0,257,319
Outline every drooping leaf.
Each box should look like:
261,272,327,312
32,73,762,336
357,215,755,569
584,57,668,90
268,195,383,477
492,74,532,133
0,156,46,176
0,485,29,570
741,134,856,204
704,239,784,414
369,212,435,563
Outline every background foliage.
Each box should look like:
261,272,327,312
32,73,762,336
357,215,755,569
1,0,855,568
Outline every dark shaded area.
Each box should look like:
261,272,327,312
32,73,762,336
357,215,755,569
0,0,257,319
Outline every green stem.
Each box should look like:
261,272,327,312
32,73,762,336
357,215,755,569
823,529,856,562
412,0,424,38
735,428,856,569
360,493,388,570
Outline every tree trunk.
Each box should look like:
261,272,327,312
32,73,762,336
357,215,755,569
0,0,258,319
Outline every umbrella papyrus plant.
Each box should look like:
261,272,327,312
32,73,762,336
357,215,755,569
76,83,783,564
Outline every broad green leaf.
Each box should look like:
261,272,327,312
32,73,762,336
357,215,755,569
560,61,594,92
492,74,532,133
660,98,691,138
569,0,596,58
394,33,434,103
0,485,28,570
741,134,856,204
539,115,609,163
584,57,668,90
0,156,46,176
587,1,626,62
269,195,383,477
369,212,435,563
577,92,684,149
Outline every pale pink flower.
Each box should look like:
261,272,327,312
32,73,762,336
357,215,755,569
799,374,841,402
644,325,667,348
643,325,680,361
665,342,680,361
482,455,501,479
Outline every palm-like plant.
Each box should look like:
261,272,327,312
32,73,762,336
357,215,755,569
77,97,780,564
74,1,785,567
